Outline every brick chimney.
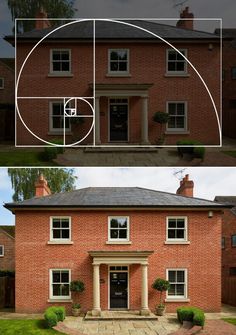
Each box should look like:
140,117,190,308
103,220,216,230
35,7,51,30
176,174,194,197
176,7,194,30
35,174,51,197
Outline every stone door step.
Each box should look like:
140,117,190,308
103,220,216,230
85,310,158,321
84,147,158,153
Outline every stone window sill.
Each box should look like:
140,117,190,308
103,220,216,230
106,241,132,245
164,241,190,245
165,298,190,303
47,299,72,303
164,73,190,78
165,131,190,135
47,241,74,245
48,73,74,78
0,255,4,257
106,73,131,77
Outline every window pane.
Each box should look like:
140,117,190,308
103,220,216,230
53,229,61,239
176,284,184,295
176,62,185,71
110,51,118,60
111,230,119,239
61,52,69,60
232,235,236,246
168,284,176,295
61,219,69,228
119,62,127,71
53,62,61,71
53,104,62,116
119,229,127,239
61,62,69,71
118,50,127,60
61,284,69,296
110,219,118,228
168,51,176,60
61,271,69,283
168,104,176,115
53,52,61,60
177,219,185,228
177,52,185,60
118,218,127,228
53,284,61,296
0,246,3,255
177,271,185,282
176,117,185,128
110,62,119,71
168,219,176,228
168,62,176,72
176,229,184,239
61,229,69,239
168,271,176,282
53,272,61,283
53,219,61,228
177,104,185,115
232,67,236,79
168,117,176,128
168,230,176,239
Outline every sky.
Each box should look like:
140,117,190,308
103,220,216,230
1,0,236,57
1,167,236,226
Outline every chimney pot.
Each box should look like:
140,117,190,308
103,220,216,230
35,8,51,30
176,6,194,30
176,174,194,197
35,174,51,197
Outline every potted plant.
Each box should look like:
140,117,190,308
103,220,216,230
152,278,170,316
152,111,169,145
70,280,85,317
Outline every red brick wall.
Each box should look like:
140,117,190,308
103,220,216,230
15,209,221,313
0,62,14,104
16,39,220,145
0,230,15,271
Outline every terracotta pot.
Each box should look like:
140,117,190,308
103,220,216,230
72,308,81,317
156,305,166,316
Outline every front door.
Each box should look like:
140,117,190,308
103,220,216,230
109,99,128,142
110,272,128,309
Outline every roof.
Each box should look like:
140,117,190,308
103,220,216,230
5,20,219,42
0,225,15,238
4,187,229,211
215,196,236,216
0,58,14,71
215,28,236,38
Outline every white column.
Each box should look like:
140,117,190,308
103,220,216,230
92,263,101,316
141,96,149,144
95,97,101,144
140,263,150,316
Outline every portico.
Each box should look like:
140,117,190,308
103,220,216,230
88,250,154,316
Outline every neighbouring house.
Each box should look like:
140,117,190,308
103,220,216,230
215,196,236,306
0,225,15,271
215,29,236,139
0,58,15,142
4,174,229,314
5,7,221,146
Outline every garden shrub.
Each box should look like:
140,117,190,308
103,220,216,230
176,139,205,160
44,306,66,328
39,138,64,162
177,306,205,327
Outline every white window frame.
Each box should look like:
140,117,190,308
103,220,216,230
50,217,71,242
50,49,71,74
166,48,188,75
49,269,71,300
166,101,188,132
0,245,4,257
166,268,188,300
166,216,188,243
49,101,71,133
108,216,130,242
108,49,130,75
0,77,4,89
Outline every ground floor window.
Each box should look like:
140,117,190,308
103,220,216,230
0,78,4,89
167,269,187,298
167,102,187,131
0,245,4,256
49,101,71,132
50,269,71,300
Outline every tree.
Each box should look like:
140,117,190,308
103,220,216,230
6,0,77,33
8,168,77,201
152,278,170,308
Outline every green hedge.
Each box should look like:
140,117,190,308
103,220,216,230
39,139,65,162
177,306,205,327
176,139,205,160
44,306,66,328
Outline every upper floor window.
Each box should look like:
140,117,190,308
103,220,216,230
0,245,4,257
109,49,129,74
167,102,187,132
50,217,71,242
50,269,71,300
221,237,225,249
232,234,236,247
167,269,187,299
166,217,187,242
167,49,187,74
50,49,71,74
0,78,4,89
108,216,129,242
49,101,71,132
231,67,236,79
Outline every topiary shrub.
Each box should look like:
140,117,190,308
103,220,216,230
152,278,170,308
50,306,66,322
70,280,85,293
177,306,205,327
152,111,170,144
44,306,66,328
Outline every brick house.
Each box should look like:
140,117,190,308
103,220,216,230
0,225,15,271
215,196,236,306
5,8,221,146
5,174,228,314
215,29,236,139
0,58,15,142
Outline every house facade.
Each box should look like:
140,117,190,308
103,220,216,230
0,58,15,142
5,174,227,314
0,225,15,271
6,8,221,146
215,196,236,306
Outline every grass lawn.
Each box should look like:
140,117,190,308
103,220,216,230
0,319,65,335
222,318,236,326
0,152,58,166
223,151,236,158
